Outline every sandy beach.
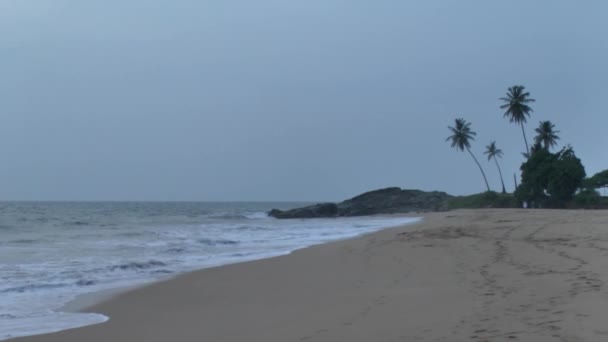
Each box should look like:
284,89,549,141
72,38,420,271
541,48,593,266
11,209,608,342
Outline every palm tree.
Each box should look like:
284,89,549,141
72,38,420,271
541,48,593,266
446,118,491,192
499,85,536,156
534,120,560,150
521,142,543,159
484,141,506,193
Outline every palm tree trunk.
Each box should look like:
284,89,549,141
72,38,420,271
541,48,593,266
493,157,506,193
467,147,491,192
521,122,530,156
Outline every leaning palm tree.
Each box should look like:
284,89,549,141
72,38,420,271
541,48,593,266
499,85,536,156
484,141,506,193
534,120,560,150
446,118,491,192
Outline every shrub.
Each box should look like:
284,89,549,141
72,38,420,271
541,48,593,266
515,146,585,208
574,189,601,208
448,191,517,209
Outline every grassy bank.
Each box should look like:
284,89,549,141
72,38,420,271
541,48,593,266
448,191,608,210
448,192,518,210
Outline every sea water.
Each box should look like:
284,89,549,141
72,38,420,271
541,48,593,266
0,202,419,340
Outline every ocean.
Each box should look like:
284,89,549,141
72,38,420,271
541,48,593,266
0,201,419,340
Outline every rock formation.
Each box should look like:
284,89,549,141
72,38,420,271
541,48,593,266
268,187,452,219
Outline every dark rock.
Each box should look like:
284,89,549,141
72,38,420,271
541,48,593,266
268,203,338,219
337,188,451,216
268,187,452,219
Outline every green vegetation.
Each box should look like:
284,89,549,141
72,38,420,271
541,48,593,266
584,169,608,190
515,146,586,207
534,121,560,150
484,141,506,194
448,191,517,209
574,189,602,208
447,85,606,209
500,85,535,156
446,118,491,192
574,170,608,208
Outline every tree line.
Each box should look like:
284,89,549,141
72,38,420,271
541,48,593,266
447,85,605,208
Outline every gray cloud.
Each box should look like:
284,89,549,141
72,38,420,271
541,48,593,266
1,1,607,200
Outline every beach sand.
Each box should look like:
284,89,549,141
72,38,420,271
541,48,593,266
11,209,608,341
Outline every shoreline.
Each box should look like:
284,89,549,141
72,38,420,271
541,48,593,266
11,209,608,341
60,285,142,314
62,219,418,314
7,215,422,341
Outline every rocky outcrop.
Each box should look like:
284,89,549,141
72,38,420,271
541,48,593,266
268,203,338,219
268,187,452,219
337,187,451,215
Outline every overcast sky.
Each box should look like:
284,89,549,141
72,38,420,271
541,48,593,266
1,1,606,201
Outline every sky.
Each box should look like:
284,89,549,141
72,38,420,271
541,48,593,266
0,1,607,201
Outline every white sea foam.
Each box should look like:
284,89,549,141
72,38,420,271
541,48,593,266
244,211,270,219
0,202,420,340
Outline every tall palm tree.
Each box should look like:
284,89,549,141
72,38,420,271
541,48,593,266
484,141,506,194
446,118,491,192
534,120,560,150
499,85,535,156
